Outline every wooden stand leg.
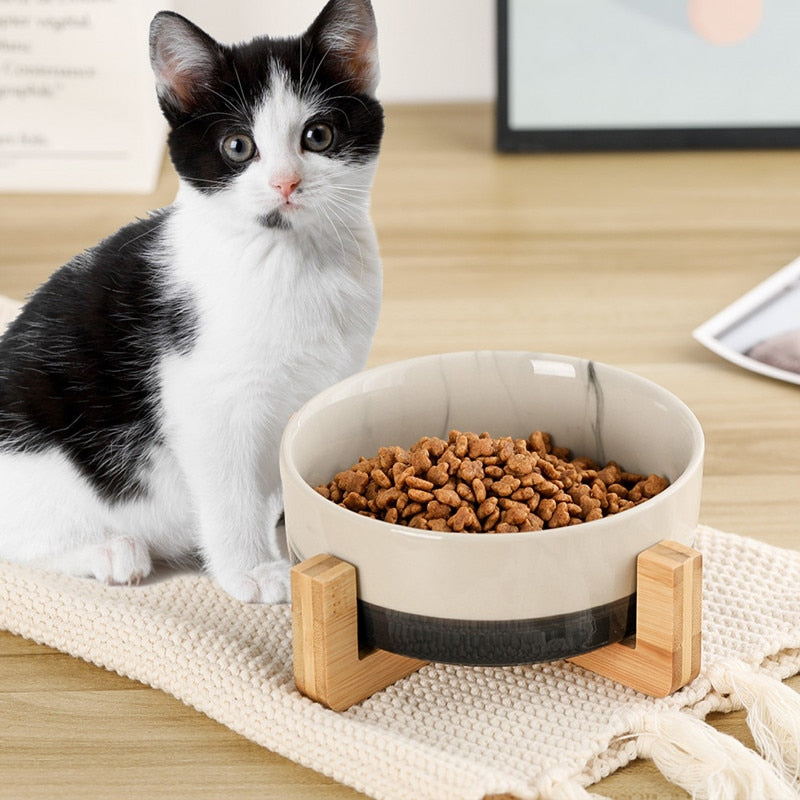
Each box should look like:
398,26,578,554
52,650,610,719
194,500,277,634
569,539,702,697
291,554,427,711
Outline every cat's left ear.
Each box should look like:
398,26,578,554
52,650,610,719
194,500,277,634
307,0,379,96
149,11,224,118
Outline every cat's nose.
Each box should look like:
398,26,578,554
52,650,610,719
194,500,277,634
271,174,302,200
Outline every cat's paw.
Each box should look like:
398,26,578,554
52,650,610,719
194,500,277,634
89,537,152,586
217,559,291,604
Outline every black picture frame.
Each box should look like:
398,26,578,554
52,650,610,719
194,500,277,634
496,0,800,153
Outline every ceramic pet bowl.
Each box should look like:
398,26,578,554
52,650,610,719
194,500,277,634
279,351,704,666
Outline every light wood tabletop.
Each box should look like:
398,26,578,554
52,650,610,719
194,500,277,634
1,103,799,799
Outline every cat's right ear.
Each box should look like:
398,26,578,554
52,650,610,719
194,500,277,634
149,11,223,118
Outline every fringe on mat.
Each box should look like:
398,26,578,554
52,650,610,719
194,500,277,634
535,661,800,800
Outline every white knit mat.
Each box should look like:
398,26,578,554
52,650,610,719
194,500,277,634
2,525,800,799
1,292,799,798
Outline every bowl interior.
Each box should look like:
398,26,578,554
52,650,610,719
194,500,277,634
290,351,700,489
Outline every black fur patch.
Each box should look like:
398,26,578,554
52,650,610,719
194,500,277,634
0,211,198,502
161,34,384,194
258,210,292,231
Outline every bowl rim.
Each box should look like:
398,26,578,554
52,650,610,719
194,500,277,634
281,350,706,548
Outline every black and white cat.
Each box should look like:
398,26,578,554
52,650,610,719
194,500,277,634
0,0,383,603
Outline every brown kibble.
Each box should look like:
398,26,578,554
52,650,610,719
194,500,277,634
501,502,528,526
448,505,479,532
371,468,391,489
643,474,670,498
495,522,519,533
548,502,571,528
528,430,550,455
424,437,448,457
392,462,415,489
456,482,476,503
315,428,669,534
409,447,432,473
375,486,402,509
476,496,499,519
596,463,622,485
335,469,370,495
427,464,450,486
523,513,544,532
426,500,452,520
434,487,461,507
506,453,534,476
497,438,515,462
493,474,521,496
458,458,484,482
401,501,423,518
439,449,462,472
537,497,557,521
468,434,495,458
406,475,434,491
342,491,368,512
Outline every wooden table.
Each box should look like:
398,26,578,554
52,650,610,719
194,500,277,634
1,104,798,799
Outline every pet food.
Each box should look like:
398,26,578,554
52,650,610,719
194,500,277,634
314,430,670,533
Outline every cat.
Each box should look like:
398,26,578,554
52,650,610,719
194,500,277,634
0,0,384,604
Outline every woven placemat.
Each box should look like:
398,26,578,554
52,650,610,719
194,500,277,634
2,525,800,799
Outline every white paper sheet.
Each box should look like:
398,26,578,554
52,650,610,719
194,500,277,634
0,0,168,194
693,257,800,386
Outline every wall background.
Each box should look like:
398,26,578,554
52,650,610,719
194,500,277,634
172,0,495,103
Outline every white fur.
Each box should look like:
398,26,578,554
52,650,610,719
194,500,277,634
0,72,381,603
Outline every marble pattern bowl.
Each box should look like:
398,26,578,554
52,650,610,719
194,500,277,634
279,351,704,666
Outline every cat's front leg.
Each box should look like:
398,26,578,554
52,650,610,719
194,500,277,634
193,461,290,603
167,387,291,603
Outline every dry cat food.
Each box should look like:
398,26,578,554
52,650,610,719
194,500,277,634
314,429,670,533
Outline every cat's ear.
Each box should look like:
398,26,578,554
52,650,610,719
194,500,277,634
307,0,379,96
149,11,224,117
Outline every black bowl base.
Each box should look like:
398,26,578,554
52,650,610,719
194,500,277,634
357,595,636,666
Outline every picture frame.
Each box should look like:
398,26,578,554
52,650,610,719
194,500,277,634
496,0,800,152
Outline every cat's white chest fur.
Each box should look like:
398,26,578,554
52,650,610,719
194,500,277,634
153,186,381,601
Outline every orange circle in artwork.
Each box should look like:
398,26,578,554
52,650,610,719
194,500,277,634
688,0,763,45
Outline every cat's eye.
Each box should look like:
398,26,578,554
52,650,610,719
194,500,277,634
302,122,335,153
220,133,257,164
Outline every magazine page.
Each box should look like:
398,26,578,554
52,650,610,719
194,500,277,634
693,256,800,386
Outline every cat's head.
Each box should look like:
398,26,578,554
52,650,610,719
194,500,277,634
149,0,383,233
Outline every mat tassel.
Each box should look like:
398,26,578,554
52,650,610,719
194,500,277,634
709,659,800,787
633,710,799,799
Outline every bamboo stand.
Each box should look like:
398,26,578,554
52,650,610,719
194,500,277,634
291,540,702,711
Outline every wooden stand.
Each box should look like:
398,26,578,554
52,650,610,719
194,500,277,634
291,540,702,711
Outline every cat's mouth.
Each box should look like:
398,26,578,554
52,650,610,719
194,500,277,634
257,209,293,231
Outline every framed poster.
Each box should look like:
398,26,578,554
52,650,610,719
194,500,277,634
497,0,800,152
0,0,169,193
